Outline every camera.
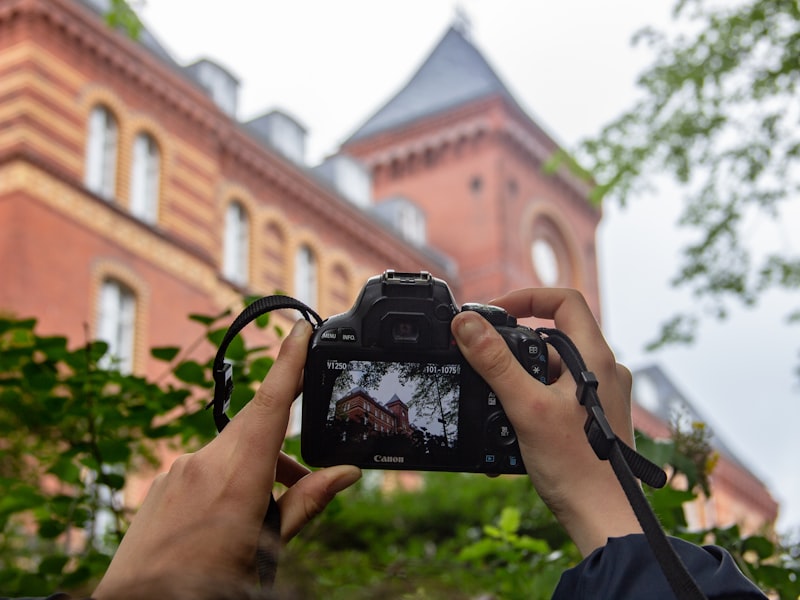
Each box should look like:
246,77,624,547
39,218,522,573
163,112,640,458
301,271,548,474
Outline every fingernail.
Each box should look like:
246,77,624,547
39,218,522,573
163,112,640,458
453,312,488,346
290,318,311,337
329,466,362,494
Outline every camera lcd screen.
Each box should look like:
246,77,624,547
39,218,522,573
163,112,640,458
321,359,461,464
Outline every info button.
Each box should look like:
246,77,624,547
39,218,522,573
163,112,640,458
340,328,358,343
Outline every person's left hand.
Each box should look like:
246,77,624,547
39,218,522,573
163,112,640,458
93,319,361,597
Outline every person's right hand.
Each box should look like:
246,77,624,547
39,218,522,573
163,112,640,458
451,288,642,557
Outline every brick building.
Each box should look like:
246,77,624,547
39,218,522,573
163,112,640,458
334,388,411,437
0,0,777,530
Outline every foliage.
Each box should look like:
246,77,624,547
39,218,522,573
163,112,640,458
104,0,143,40
2,312,798,597
276,466,575,600
573,0,800,350
0,306,273,595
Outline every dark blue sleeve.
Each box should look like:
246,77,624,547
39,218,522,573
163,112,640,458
553,534,767,599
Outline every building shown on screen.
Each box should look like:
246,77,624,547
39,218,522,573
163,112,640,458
0,0,777,533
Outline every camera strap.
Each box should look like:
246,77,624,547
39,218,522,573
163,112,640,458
536,327,707,600
207,294,323,588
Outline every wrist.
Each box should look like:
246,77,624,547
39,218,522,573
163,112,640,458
555,473,643,557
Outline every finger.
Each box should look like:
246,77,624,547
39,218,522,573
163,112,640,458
451,310,548,428
276,452,310,487
219,319,313,481
490,288,613,373
277,465,362,543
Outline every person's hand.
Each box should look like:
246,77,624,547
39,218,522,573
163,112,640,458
451,288,641,557
93,319,362,597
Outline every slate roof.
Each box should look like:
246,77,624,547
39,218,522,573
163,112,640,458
632,364,764,481
346,25,523,144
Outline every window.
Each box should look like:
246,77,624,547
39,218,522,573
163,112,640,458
529,215,573,287
294,245,318,308
96,279,136,374
223,201,249,285
397,202,426,245
85,105,118,199
531,238,559,286
130,133,160,224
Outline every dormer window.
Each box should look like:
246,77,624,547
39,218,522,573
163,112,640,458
313,154,371,208
186,59,239,117
371,196,426,245
245,110,307,165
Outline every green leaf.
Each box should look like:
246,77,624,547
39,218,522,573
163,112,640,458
498,507,521,535
151,346,181,362
741,535,775,560
38,519,66,540
38,554,69,576
189,308,231,326
97,439,131,464
173,360,207,386
47,457,81,483
207,328,246,361
249,357,274,382
103,472,126,491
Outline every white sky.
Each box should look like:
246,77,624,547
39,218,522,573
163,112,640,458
136,1,800,533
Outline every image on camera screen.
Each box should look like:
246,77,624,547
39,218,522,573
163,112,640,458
323,360,461,460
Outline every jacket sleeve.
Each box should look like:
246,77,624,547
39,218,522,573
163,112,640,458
552,534,767,599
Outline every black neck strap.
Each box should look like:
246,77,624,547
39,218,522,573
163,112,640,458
207,295,322,589
208,297,706,599
537,327,707,600
208,295,323,433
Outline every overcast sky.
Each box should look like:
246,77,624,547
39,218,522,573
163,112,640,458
135,1,800,533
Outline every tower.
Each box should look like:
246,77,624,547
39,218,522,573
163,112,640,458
342,26,602,315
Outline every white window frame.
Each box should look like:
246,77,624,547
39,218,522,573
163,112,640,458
97,279,136,374
85,105,118,199
130,133,160,224
397,202,426,245
223,201,249,285
294,245,318,308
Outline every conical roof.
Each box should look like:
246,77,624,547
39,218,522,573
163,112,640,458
346,26,519,143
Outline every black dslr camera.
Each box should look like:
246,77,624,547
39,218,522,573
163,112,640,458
301,271,548,474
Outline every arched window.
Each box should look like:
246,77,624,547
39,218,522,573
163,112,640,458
294,244,318,308
130,132,160,224
529,215,573,288
96,279,136,374
223,201,249,285
85,105,118,199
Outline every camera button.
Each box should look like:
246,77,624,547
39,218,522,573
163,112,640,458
505,454,523,470
320,329,339,342
340,328,358,342
486,412,517,447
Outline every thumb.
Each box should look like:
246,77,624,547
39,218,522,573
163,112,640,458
277,465,362,543
452,312,532,398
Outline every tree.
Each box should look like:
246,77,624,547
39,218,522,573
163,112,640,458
574,0,800,352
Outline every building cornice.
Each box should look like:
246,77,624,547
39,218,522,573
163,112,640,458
344,94,600,220
3,0,223,135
